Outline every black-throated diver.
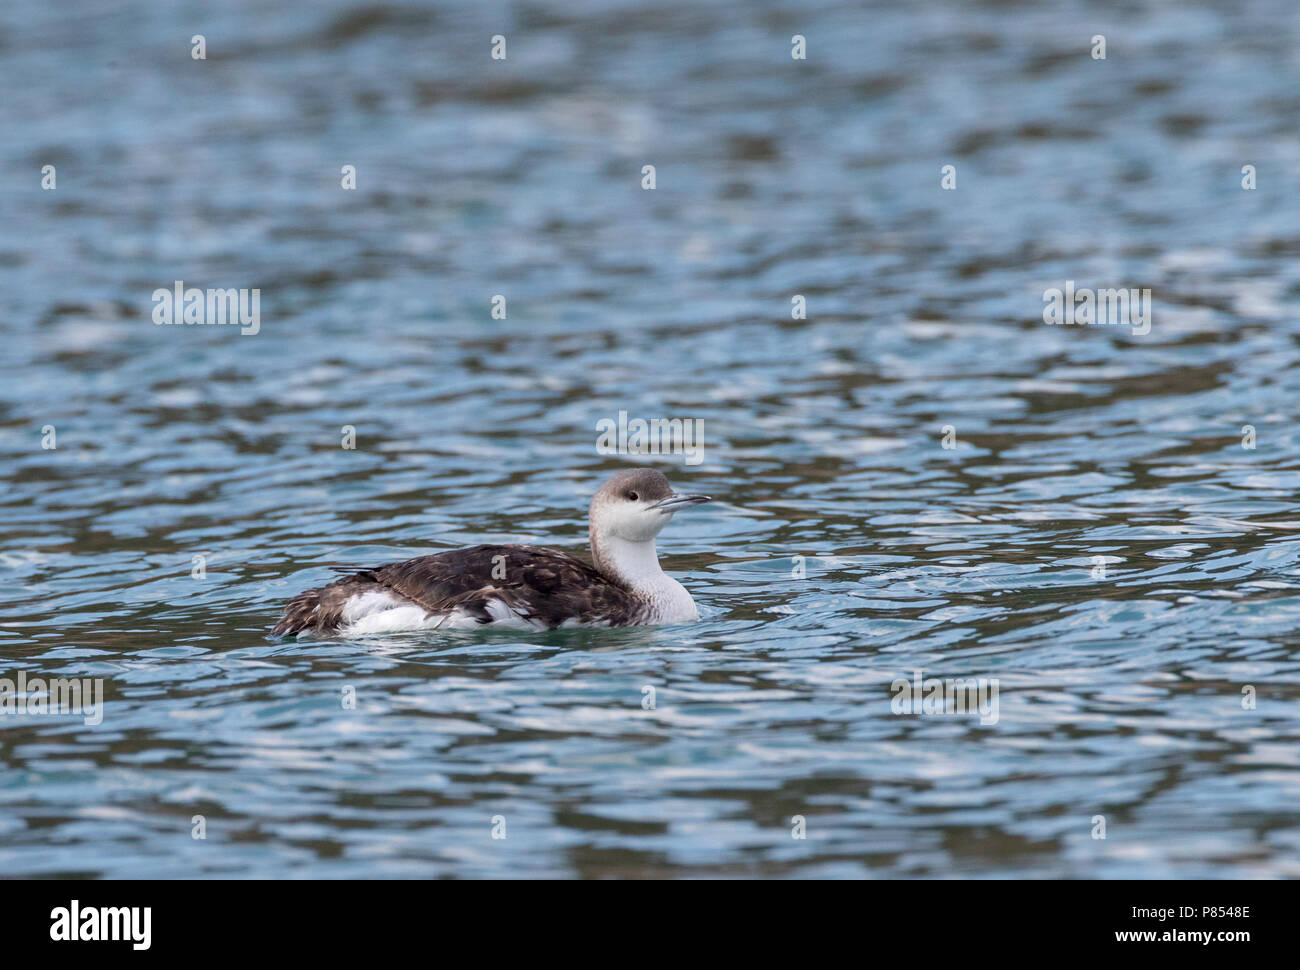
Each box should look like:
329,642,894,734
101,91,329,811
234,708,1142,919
271,469,712,637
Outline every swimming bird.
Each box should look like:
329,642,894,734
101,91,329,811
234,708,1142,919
271,469,712,637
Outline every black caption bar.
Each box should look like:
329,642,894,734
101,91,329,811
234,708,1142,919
0,879,1274,957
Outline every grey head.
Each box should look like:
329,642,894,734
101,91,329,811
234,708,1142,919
588,468,712,550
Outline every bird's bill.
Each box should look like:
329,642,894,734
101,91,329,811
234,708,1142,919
650,493,712,512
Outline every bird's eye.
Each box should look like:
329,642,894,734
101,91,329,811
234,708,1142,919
627,491,639,501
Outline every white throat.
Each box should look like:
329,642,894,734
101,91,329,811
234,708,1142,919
596,535,665,588
591,533,699,623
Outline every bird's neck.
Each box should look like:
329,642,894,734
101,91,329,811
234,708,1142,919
590,531,699,623
591,532,665,591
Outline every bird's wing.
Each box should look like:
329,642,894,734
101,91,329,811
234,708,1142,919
274,544,638,635
362,544,638,628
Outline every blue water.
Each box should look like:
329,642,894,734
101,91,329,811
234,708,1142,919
2,0,1299,877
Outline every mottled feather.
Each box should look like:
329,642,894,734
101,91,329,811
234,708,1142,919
271,544,647,636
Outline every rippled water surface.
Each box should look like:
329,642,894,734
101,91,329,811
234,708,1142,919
3,0,1300,877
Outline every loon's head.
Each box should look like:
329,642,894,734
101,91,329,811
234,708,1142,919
589,469,711,545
